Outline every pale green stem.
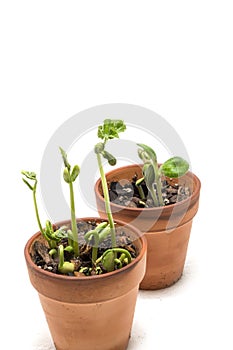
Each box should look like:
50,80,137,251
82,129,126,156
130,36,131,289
148,184,159,206
92,245,98,264
97,153,116,247
33,182,44,235
58,245,64,269
69,181,79,257
136,182,146,200
152,161,164,206
86,231,99,263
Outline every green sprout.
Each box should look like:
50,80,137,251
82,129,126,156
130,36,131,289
58,244,75,274
21,171,54,247
135,176,146,201
21,171,44,234
59,147,80,257
137,143,189,207
21,171,69,248
96,248,132,272
81,119,132,271
94,119,126,247
84,221,111,263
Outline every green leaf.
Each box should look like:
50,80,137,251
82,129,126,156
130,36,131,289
22,178,34,190
102,250,115,272
59,147,71,170
21,171,37,180
97,119,126,141
49,248,57,257
98,225,111,243
70,165,80,182
53,227,68,240
137,144,157,162
64,245,74,253
59,261,75,274
102,150,117,166
143,163,155,187
135,177,144,186
115,120,126,133
45,220,53,233
138,149,150,162
95,221,108,232
160,157,189,178
63,167,70,183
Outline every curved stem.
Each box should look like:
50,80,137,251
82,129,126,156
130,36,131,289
33,181,44,235
136,178,146,200
98,225,111,243
96,248,132,265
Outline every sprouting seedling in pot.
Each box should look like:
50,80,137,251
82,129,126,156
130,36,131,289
84,220,133,272
94,119,126,248
21,171,66,248
59,147,80,257
85,119,133,271
84,221,111,263
96,248,132,272
58,244,75,274
137,143,189,207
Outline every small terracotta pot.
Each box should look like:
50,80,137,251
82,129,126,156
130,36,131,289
95,165,201,290
24,217,147,350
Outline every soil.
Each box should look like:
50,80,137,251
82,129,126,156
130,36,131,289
31,220,137,276
109,173,191,208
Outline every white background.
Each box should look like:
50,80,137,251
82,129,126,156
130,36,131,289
1,1,232,349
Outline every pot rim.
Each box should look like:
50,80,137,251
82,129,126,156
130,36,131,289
94,164,201,213
24,216,147,282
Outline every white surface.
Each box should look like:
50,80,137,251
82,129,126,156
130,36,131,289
1,1,233,349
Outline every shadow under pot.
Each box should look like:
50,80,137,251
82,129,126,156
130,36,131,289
24,217,147,350
95,164,201,290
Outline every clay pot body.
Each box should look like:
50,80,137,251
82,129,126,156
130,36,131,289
95,165,201,290
24,217,147,350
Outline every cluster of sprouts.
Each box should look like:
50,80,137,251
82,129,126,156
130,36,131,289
22,119,189,275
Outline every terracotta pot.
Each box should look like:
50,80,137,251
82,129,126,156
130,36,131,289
95,165,201,290
25,217,147,350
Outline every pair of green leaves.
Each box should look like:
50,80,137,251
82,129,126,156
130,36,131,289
138,143,189,179
60,147,80,183
137,143,189,207
21,171,37,191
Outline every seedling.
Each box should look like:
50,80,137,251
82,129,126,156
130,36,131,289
21,171,66,248
96,248,132,272
84,221,111,262
137,143,189,207
91,119,134,271
58,244,75,274
94,119,126,247
59,147,80,257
